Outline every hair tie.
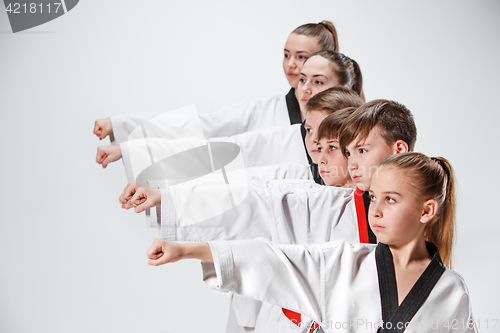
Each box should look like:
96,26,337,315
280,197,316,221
318,22,333,34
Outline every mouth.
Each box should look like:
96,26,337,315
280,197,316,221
351,175,361,182
371,224,385,231
320,170,329,175
301,98,309,104
287,72,298,78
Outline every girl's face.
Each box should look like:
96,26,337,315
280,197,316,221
368,168,427,246
283,33,321,88
304,110,330,164
297,55,339,111
317,137,352,187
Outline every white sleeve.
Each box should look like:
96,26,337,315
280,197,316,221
198,94,289,139
209,124,308,169
109,94,288,144
205,239,325,325
156,170,358,245
110,112,160,145
206,239,377,328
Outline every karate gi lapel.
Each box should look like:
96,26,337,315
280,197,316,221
354,189,377,244
375,242,446,332
286,88,302,125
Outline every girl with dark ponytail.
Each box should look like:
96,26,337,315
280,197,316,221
94,21,341,167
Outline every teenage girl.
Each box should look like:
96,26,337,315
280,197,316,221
93,21,339,153
145,152,477,333
112,52,364,194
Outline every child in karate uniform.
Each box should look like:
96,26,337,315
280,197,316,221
125,99,417,332
97,50,364,190
128,99,415,244
93,21,341,167
146,152,477,333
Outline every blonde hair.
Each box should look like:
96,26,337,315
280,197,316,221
378,153,456,268
292,20,339,52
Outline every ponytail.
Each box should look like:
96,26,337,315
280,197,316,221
293,21,339,52
350,59,364,101
424,157,456,268
378,153,456,268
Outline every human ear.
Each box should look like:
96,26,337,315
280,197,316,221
420,199,437,224
343,84,349,90
393,140,409,154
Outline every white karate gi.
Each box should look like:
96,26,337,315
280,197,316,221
151,168,371,332
110,91,298,145
205,239,477,333
121,124,308,183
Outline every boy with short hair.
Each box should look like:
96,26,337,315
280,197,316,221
129,98,418,332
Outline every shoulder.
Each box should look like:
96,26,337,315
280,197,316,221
439,269,473,297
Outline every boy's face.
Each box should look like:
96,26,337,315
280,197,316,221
304,110,330,164
317,137,351,187
345,127,397,191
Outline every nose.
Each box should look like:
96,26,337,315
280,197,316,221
369,199,382,219
289,56,297,69
319,149,327,165
348,155,358,171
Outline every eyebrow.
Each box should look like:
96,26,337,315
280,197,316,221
284,49,312,55
368,190,402,196
382,191,402,196
354,142,371,149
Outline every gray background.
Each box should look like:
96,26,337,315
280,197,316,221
1,0,499,332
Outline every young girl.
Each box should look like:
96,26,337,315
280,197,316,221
93,21,339,148
145,153,477,333
106,50,364,188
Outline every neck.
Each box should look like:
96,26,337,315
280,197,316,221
389,236,430,268
341,178,357,189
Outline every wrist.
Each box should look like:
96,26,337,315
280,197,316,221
182,243,213,263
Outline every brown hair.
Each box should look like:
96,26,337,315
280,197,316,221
292,21,339,52
317,107,357,142
307,50,364,101
378,153,456,268
305,86,364,113
339,99,417,157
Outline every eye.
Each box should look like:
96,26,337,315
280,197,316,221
370,195,376,202
317,146,323,152
359,148,367,154
386,197,396,203
329,145,337,151
299,55,307,60
345,150,350,157
306,128,313,134
284,53,290,59
315,80,324,85
299,78,305,83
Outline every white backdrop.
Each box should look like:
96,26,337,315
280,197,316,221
1,1,499,332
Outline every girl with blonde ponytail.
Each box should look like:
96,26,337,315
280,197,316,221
145,152,477,332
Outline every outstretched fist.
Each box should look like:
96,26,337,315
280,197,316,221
130,187,161,213
93,118,113,140
96,145,122,168
119,182,139,209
